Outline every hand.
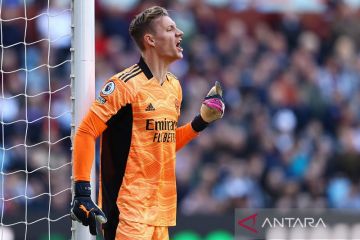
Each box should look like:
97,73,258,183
200,81,225,123
70,181,107,235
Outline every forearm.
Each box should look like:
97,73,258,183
73,111,107,181
73,129,96,181
176,123,197,151
176,81,224,151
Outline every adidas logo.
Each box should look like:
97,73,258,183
145,103,155,111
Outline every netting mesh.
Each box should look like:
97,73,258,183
0,0,72,239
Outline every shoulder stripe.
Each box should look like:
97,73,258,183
118,65,140,81
119,65,139,79
122,68,142,82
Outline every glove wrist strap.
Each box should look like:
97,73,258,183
191,115,209,132
204,94,224,101
74,181,91,197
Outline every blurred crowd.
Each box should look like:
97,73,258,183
1,0,360,227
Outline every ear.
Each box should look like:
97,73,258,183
144,33,156,48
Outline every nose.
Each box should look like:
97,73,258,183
176,28,183,37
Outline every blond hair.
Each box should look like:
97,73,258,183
129,6,168,51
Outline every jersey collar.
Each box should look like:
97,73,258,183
138,57,153,80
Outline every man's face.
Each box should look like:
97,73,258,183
150,16,184,63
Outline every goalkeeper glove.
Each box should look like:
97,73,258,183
201,81,225,122
192,81,225,132
70,181,107,235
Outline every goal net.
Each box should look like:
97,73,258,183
0,0,72,239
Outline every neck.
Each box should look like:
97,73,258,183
142,52,169,84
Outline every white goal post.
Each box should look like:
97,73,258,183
0,0,96,239
71,0,96,239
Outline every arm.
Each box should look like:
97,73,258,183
73,110,107,181
176,81,225,151
176,122,198,151
71,110,108,235
71,77,135,235
70,76,134,235
74,77,135,181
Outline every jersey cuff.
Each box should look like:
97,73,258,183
191,115,209,132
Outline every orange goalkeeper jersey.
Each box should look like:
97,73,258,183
73,57,198,234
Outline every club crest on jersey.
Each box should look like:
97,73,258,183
101,81,115,95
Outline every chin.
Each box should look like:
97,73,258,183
167,55,182,64
176,54,183,60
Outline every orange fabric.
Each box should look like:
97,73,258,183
92,66,183,226
116,219,169,240
90,68,138,123
76,59,200,229
73,111,107,181
176,122,198,151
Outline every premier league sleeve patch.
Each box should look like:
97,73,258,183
96,96,107,104
101,81,115,95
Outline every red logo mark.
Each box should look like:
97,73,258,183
238,213,258,233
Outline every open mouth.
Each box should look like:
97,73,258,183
176,39,183,51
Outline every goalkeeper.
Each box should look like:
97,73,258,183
71,6,225,240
